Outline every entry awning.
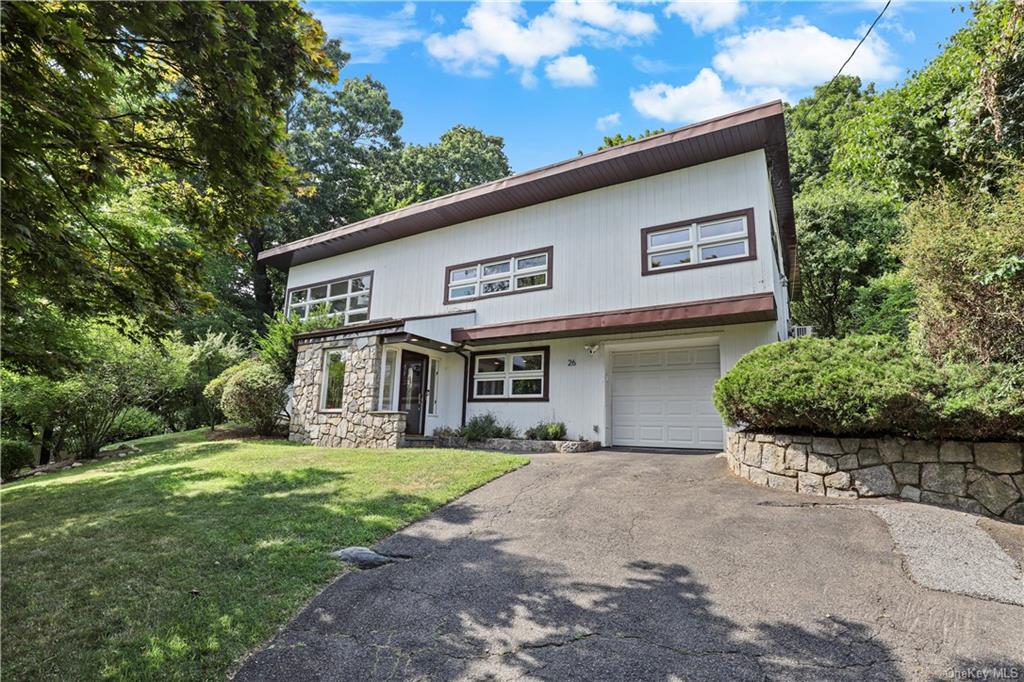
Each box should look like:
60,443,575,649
291,311,476,350
450,293,777,345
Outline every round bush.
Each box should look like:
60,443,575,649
218,361,287,436
108,407,165,444
713,335,1023,440
2,439,36,481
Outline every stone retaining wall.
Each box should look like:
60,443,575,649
289,331,406,449
435,436,600,453
725,432,1024,524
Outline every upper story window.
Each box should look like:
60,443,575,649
641,208,756,276
288,272,372,325
445,247,552,304
469,347,549,401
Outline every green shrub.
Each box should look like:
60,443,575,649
108,407,166,444
713,335,1024,440
217,361,288,436
844,271,916,340
2,440,36,481
460,413,517,441
524,421,568,441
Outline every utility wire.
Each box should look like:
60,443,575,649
809,0,892,111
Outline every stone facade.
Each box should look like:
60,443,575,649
435,436,600,453
289,330,406,449
726,432,1024,524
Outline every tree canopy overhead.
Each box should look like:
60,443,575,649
1,1,335,335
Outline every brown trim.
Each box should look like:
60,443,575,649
403,309,477,322
381,332,455,352
467,346,550,403
258,101,796,296
452,293,776,345
640,208,756,276
285,270,375,323
292,318,402,344
443,246,553,305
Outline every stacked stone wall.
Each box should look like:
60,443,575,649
726,432,1024,523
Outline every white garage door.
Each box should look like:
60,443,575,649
611,346,723,449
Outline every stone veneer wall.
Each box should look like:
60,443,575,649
725,432,1024,524
289,332,406,449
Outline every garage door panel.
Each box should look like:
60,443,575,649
611,346,723,449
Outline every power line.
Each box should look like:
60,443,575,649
811,0,892,108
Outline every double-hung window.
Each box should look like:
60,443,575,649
470,348,548,401
642,209,754,275
446,248,551,303
288,272,372,325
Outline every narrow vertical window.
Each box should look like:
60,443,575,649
379,348,398,410
322,350,347,410
427,358,439,416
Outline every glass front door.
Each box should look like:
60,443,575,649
398,351,428,435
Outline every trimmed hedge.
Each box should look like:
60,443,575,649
713,335,1024,440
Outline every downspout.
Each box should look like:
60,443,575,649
455,346,471,427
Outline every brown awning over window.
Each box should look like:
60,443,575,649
451,293,777,345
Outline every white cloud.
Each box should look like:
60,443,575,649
596,112,622,131
664,1,745,34
630,68,785,123
425,0,657,86
316,2,423,63
712,19,900,88
546,54,597,87
632,55,676,74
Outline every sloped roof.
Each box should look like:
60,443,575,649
259,101,797,292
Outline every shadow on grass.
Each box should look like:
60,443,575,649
237,501,902,681
1,438,494,681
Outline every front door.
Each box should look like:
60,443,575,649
398,351,428,435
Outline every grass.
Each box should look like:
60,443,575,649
0,429,527,680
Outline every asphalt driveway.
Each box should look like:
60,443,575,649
235,451,1024,681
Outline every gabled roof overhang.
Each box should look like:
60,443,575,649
259,102,798,294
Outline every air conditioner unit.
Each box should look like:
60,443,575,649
790,325,815,339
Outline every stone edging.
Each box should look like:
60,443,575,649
725,432,1024,524
435,436,600,453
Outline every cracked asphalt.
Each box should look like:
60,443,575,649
234,451,1024,681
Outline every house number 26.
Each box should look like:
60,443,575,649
567,359,577,367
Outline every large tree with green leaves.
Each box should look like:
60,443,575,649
1,1,335,340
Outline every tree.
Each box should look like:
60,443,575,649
1,1,335,339
784,76,875,194
832,0,1023,198
791,186,903,337
597,129,665,150
374,125,512,211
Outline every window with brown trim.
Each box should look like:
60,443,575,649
468,347,550,402
445,247,552,304
641,208,756,276
287,271,373,325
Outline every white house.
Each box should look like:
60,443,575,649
261,101,799,451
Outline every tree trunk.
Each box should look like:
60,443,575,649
247,227,274,333
38,424,54,465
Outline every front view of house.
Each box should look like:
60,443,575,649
261,101,798,451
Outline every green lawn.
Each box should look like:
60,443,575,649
0,430,527,680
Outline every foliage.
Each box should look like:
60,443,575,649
374,125,512,211
218,361,288,436
107,407,166,445
460,413,518,441
1,439,36,481
597,128,665,150
524,421,568,441
0,429,524,680
713,336,1024,440
162,332,248,430
1,1,335,340
843,271,917,340
791,185,903,336
902,170,1024,364
783,76,875,194
832,1,1024,197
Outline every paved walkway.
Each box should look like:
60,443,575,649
235,451,1024,681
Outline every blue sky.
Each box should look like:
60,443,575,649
307,1,969,172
